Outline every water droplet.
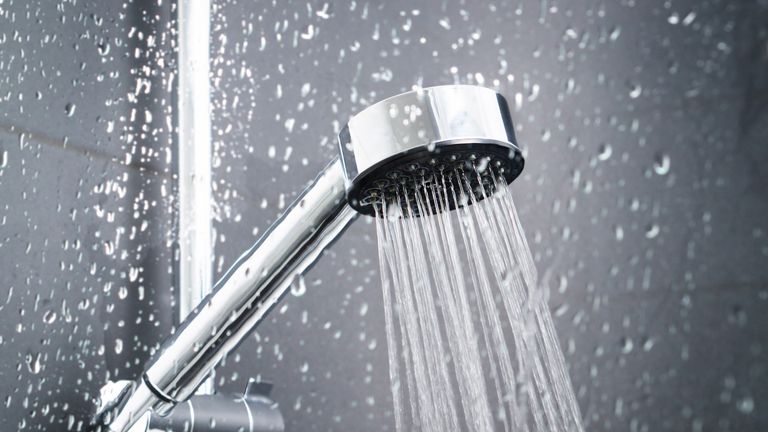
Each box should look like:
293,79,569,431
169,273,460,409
667,13,680,25
97,41,111,56
78,298,91,310
628,83,642,99
128,266,140,282
372,68,393,82
609,26,621,41
316,3,331,19
597,143,612,161
284,118,295,133
291,275,307,297
737,396,754,414
541,129,551,142
620,337,634,354
645,223,660,239
642,337,655,351
300,82,311,97
43,310,57,324
653,153,671,175
26,352,42,374
682,12,696,26
65,102,77,117
300,24,315,40
103,240,114,255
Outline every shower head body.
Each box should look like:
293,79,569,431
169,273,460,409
340,85,523,216
97,85,523,432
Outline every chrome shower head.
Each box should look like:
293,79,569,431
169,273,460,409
97,85,523,432
339,85,524,217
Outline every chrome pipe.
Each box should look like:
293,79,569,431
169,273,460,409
100,158,356,432
177,0,213,330
176,0,214,393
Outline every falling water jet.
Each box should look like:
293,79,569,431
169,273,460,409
374,164,584,431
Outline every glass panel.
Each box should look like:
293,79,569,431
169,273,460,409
1,0,767,431
208,1,768,430
0,1,176,430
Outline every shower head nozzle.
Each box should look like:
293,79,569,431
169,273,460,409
338,85,524,217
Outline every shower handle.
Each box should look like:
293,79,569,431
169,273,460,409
99,158,357,432
98,85,521,432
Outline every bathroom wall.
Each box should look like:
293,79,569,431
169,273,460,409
0,1,177,430
1,0,767,431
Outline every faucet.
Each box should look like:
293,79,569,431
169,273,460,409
95,84,524,432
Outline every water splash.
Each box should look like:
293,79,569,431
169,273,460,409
374,167,584,432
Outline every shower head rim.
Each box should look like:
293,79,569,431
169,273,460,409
338,84,524,217
344,136,524,216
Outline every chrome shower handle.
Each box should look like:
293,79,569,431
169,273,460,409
97,85,519,432
99,158,357,432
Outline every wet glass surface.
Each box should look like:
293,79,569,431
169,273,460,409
1,0,767,430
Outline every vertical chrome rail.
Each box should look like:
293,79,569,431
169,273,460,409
177,0,213,393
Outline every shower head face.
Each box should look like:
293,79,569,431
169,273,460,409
338,85,524,217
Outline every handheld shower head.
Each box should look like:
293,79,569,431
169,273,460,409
98,84,524,432
339,85,524,216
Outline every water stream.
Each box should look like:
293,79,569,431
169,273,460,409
374,167,584,432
